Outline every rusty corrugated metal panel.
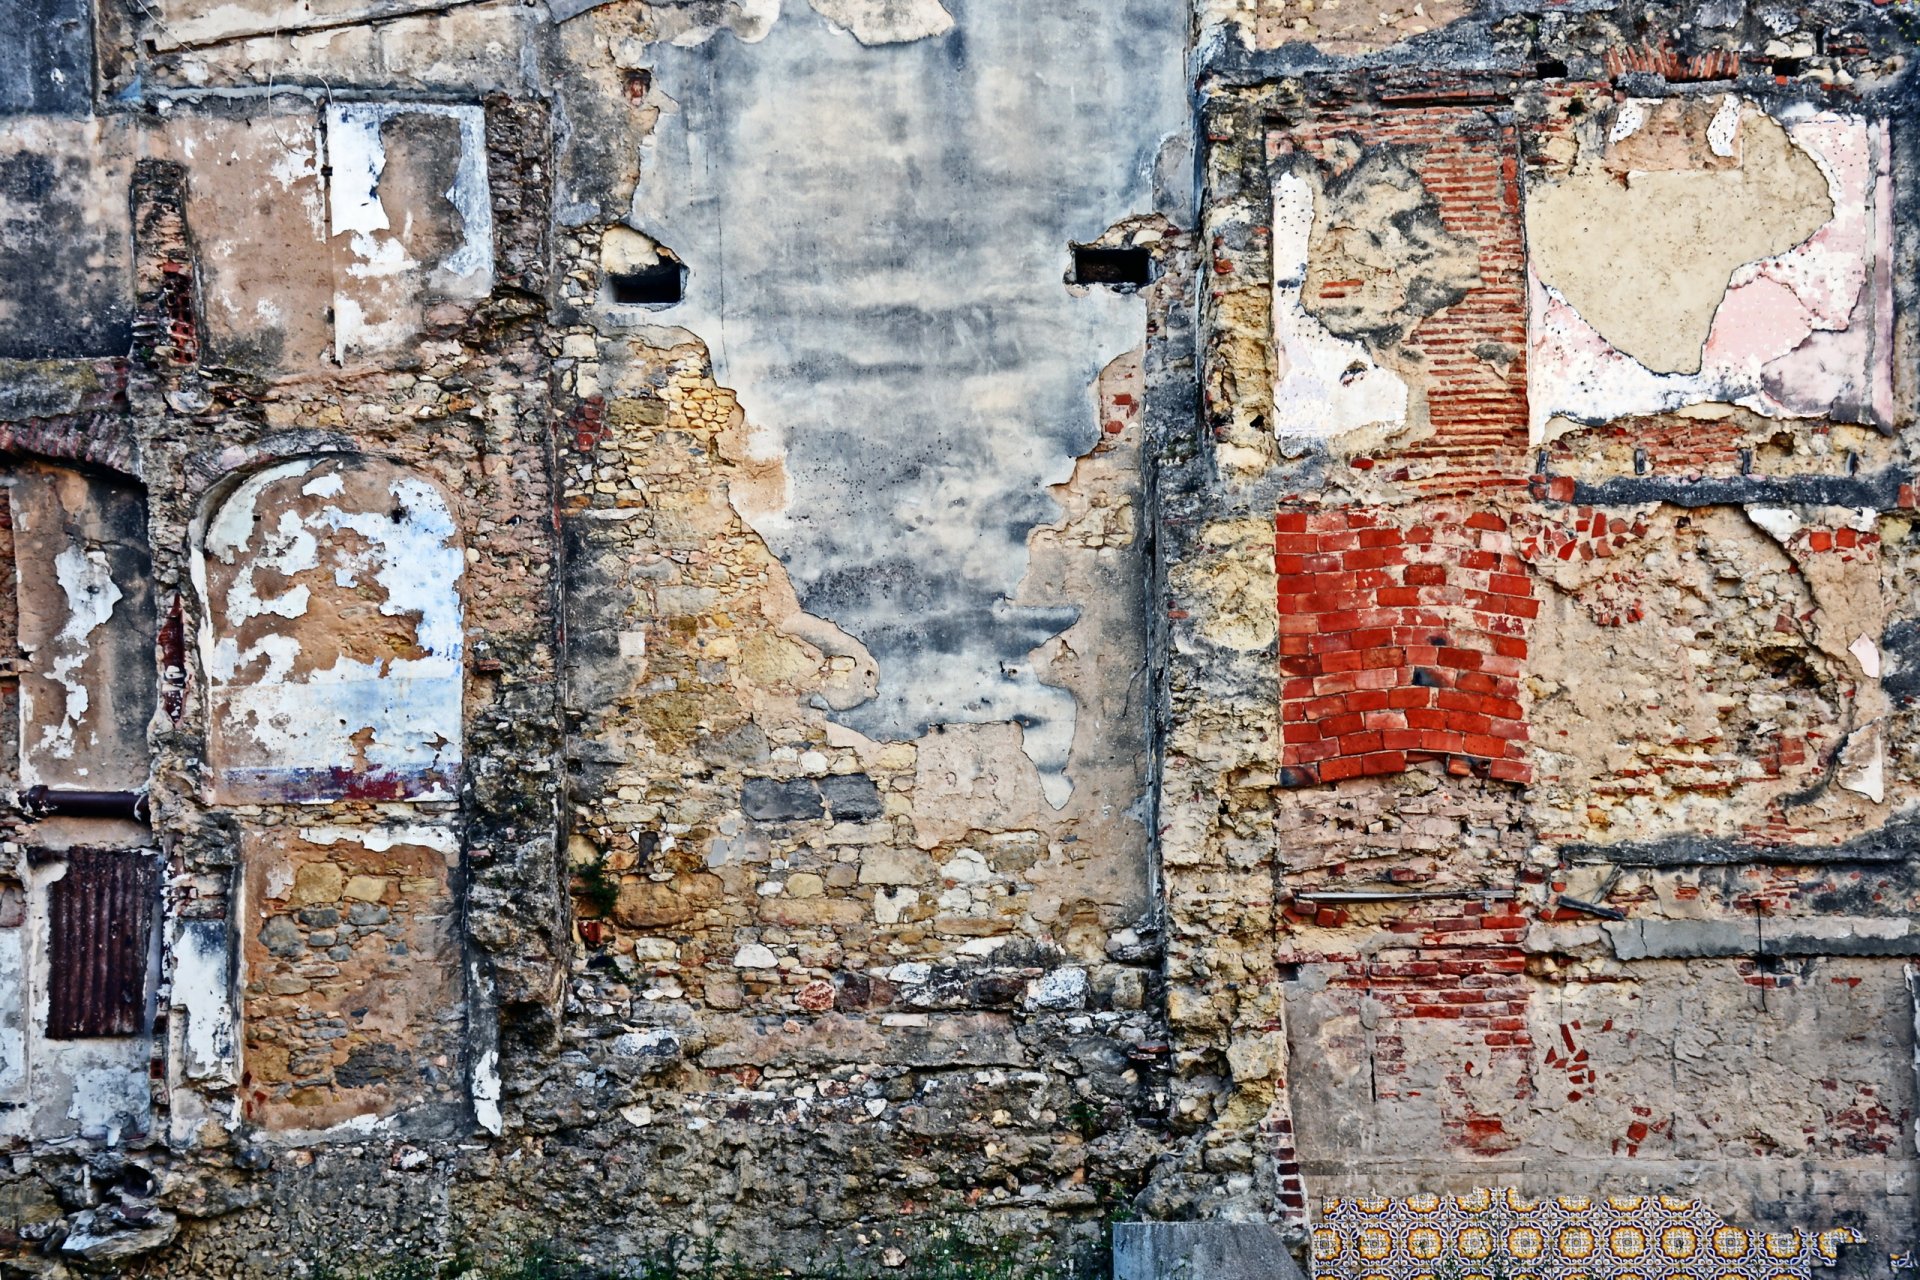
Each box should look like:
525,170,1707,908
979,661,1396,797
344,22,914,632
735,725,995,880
46,848,158,1039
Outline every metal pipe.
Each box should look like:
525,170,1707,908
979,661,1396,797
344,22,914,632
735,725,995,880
1289,887,1516,904
1555,894,1627,921
19,787,150,824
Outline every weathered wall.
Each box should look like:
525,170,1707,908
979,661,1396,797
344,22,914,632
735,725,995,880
1160,0,1920,1267
0,0,1918,1275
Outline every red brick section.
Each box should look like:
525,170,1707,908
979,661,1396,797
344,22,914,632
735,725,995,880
1785,523,1881,562
1295,106,1532,493
1279,901,1535,1155
1534,414,1750,484
1605,39,1742,82
1261,1081,1308,1222
1277,505,1535,786
569,394,607,453
1514,506,1650,564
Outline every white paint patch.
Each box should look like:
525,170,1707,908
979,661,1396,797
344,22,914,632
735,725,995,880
1839,721,1886,804
1270,170,1409,439
326,108,392,238
300,470,344,499
298,824,460,855
1530,109,1894,441
172,921,237,1084
472,1048,502,1135
1609,99,1648,144
1746,506,1802,543
253,1109,400,1147
1707,94,1742,158
28,545,123,772
324,103,494,361
1851,634,1882,680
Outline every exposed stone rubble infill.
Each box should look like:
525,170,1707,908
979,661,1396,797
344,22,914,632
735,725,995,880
0,0,1916,1275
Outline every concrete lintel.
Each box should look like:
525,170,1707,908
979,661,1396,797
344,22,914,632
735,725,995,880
1112,1222,1307,1280
1605,917,1920,960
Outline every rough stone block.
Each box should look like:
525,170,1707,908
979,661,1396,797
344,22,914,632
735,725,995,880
741,777,824,821
819,773,884,821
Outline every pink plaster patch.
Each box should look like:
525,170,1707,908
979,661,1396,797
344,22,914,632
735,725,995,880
1529,109,1893,441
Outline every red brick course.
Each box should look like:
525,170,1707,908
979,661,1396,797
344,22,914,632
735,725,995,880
1277,506,1534,786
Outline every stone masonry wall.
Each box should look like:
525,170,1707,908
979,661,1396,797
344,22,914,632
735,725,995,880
0,0,1916,1276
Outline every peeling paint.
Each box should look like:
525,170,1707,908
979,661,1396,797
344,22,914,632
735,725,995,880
34,545,122,769
171,920,235,1084
1529,105,1893,440
325,103,494,362
7,464,155,790
0,907,25,1104
471,1048,501,1135
1270,169,1409,439
193,455,464,803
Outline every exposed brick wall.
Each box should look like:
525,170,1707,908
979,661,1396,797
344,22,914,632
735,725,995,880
1294,105,1532,491
1277,506,1535,787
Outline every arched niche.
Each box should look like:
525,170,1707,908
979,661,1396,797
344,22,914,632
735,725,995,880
191,454,464,805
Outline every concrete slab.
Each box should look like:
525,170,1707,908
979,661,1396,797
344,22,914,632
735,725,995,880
1113,1221,1307,1280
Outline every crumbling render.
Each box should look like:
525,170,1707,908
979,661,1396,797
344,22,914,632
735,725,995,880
1270,165,1410,440
192,454,464,803
1529,99,1894,440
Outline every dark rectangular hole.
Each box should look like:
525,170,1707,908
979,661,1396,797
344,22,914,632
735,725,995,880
609,261,684,306
1535,59,1569,78
1073,246,1152,287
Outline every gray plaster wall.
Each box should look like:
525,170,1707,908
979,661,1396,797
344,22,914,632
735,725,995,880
625,0,1188,793
0,120,133,359
0,0,92,116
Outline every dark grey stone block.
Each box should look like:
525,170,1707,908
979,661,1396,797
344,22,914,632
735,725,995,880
819,773,884,821
741,777,823,821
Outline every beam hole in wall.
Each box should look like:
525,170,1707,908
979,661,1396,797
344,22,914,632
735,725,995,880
609,261,685,307
1072,245,1153,288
